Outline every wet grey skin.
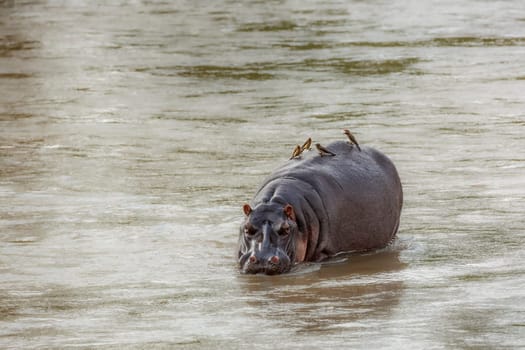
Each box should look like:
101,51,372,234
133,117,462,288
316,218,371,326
238,141,403,275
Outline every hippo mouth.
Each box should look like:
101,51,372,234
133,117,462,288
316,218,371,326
239,250,292,275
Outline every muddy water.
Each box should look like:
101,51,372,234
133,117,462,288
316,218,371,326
1,1,524,349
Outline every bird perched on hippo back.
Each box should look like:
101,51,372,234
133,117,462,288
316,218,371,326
237,131,403,275
315,143,336,157
343,129,361,151
289,145,302,160
289,137,313,160
301,137,312,152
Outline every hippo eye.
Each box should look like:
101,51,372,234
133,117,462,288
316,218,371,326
278,223,290,236
244,225,256,236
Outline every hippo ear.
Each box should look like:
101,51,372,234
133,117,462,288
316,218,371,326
243,204,252,216
283,204,296,221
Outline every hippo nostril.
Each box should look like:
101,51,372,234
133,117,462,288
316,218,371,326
249,255,258,264
269,256,280,265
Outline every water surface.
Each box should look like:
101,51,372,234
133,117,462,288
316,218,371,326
1,1,524,349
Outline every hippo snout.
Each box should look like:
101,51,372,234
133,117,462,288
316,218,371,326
240,249,291,275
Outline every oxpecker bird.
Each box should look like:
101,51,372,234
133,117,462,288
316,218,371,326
301,137,312,152
315,143,336,157
343,129,361,151
290,145,302,159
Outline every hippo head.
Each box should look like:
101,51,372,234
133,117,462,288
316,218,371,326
238,202,299,275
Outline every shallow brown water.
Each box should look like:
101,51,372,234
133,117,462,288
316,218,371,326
1,1,524,349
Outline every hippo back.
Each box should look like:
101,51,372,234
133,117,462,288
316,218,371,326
252,141,402,261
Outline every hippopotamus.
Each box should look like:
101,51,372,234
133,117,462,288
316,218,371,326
237,140,402,275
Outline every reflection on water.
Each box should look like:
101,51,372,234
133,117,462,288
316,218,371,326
1,0,525,349
239,248,406,334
